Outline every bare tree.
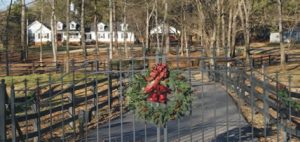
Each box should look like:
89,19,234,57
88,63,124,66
145,0,155,53
109,0,113,59
180,0,185,56
113,0,118,56
50,0,57,65
216,0,221,56
80,0,87,59
123,0,128,58
155,0,160,53
163,0,170,54
21,0,26,60
277,0,285,69
94,0,99,60
4,0,13,76
39,0,44,65
66,0,70,72
221,0,226,53
241,0,251,61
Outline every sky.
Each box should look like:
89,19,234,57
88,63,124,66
0,0,33,11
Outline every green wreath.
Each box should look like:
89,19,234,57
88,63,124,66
125,64,192,127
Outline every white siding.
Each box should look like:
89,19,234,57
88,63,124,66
90,31,135,43
28,21,52,43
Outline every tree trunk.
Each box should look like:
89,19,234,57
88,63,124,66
94,0,99,60
39,0,44,65
113,0,118,55
80,0,87,59
21,0,26,61
51,0,57,65
163,0,169,54
123,0,128,58
216,0,221,56
242,0,251,62
66,0,70,59
221,0,226,52
227,7,233,55
155,0,160,53
180,0,184,56
109,0,113,59
146,2,150,51
66,0,70,72
277,0,285,69
231,4,239,57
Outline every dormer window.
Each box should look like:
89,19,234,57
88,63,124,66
97,23,105,32
121,23,128,31
57,22,63,31
70,21,77,30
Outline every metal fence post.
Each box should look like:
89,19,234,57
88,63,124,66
262,65,270,138
0,79,7,141
32,78,41,142
164,125,167,142
10,83,16,142
288,75,292,140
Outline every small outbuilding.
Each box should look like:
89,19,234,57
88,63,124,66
28,20,52,45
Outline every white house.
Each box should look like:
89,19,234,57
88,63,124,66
270,29,300,43
28,20,52,45
90,22,135,43
150,24,180,35
61,21,81,43
28,20,135,45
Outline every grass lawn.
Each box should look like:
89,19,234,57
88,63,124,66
0,72,106,90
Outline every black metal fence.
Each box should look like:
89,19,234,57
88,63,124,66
0,53,300,142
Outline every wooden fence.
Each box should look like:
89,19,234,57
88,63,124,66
0,71,120,141
211,61,300,140
251,53,300,67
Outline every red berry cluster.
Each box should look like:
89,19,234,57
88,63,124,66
144,64,170,103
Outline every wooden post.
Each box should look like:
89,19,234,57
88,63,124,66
268,55,271,65
91,61,94,72
32,62,35,74
260,56,263,66
0,80,6,141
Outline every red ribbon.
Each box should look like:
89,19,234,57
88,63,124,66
144,64,170,103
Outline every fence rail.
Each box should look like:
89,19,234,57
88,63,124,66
251,53,300,67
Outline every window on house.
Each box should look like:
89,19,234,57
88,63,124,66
99,26,104,31
71,24,75,29
38,33,41,39
45,33,49,39
57,24,62,30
